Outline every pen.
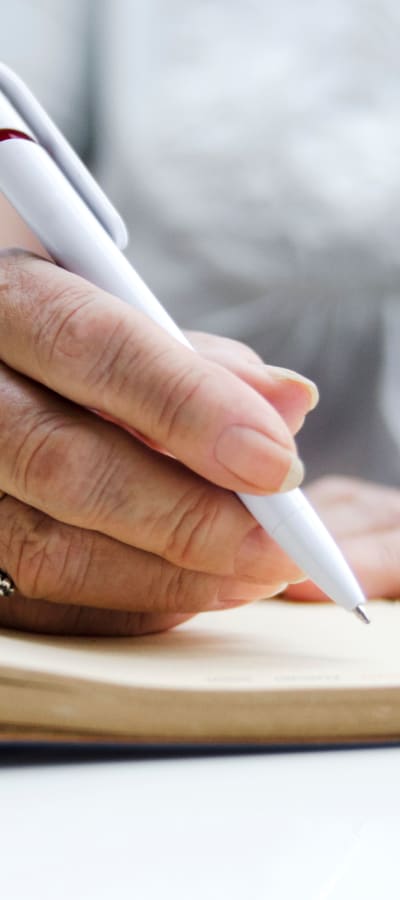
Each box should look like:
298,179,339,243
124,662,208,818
0,64,369,623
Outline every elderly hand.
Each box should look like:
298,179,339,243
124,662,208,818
285,476,400,602
0,252,317,635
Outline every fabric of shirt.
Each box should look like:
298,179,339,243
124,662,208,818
1,0,400,482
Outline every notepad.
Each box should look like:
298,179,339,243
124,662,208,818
0,600,399,744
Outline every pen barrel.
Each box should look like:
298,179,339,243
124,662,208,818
242,489,364,610
0,92,35,137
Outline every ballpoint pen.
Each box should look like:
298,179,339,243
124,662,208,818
0,64,369,623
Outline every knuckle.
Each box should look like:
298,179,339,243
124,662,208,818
0,251,110,386
74,445,124,527
0,253,147,412
159,565,214,614
119,552,175,614
163,487,222,570
13,508,94,601
39,284,142,404
88,318,142,399
155,364,210,442
12,410,116,523
10,507,65,599
0,255,95,353
36,278,100,372
161,567,190,613
12,411,76,501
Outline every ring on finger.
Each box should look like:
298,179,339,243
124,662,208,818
0,569,15,597
0,492,16,595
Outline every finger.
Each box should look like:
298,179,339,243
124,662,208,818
0,253,303,494
186,332,267,367
285,527,400,602
0,495,286,620
305,477,400,539
0,592,192,637
0,364,303,584
335,530,400,600
283,579,330,603
188,331,319,434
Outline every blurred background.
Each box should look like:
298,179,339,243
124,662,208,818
1,0,400,483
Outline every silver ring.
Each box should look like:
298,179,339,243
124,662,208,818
0,570,15,597
0,494,14,596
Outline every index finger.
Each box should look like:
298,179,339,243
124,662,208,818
0,253,304,494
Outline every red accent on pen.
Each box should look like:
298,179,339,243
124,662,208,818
0,128,34,142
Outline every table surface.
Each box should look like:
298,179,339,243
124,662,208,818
0,743,399,900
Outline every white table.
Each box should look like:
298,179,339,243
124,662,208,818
0,745,399,899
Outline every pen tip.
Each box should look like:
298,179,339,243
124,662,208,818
353,605,370,625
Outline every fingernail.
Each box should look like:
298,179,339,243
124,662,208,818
269,367,319,410
279,455,305,491
271,582,289,595
215,425,304,490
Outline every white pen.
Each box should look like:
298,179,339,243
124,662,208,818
0,64,369,623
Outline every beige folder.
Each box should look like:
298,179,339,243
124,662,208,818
0,600,398,744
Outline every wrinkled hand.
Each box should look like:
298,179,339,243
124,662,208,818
0,252,317,636
285,476,400,602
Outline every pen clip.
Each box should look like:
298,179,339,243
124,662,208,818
0,63,128,250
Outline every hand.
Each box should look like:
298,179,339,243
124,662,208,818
284,476,400,602
0,252,317,636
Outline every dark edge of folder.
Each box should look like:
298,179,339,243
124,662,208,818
0,740,399,768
